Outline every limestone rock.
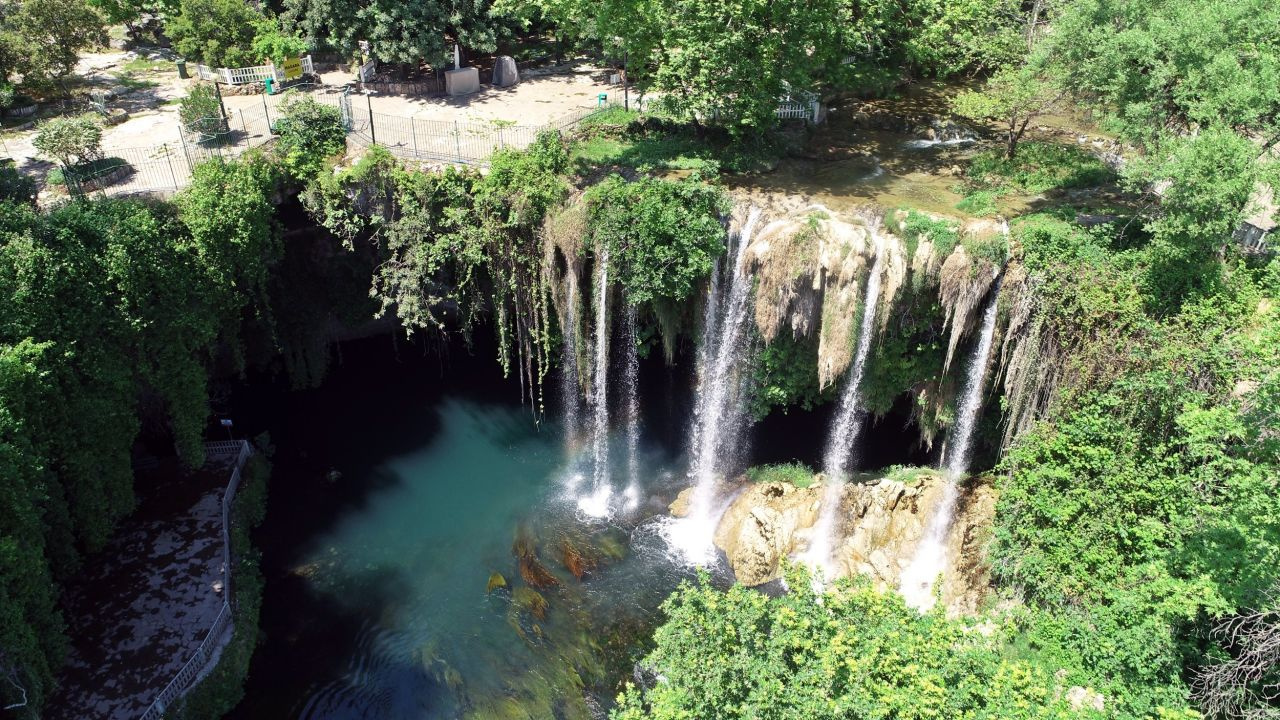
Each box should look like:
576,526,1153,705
711,470,997,616
1066,686,1105,712
669,487,695,518
492,56,519,87
713,482,821,585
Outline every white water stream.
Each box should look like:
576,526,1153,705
803,236,885,577
666,207,762,564
622,304,641,512
900,272,1002,609
579,247,613,518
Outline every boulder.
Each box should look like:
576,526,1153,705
492,56,519,88
710,470,997,616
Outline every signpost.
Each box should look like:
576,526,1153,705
282,57,304,81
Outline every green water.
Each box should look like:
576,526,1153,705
283,398,695,719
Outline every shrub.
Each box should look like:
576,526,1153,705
32,117,102,167
745,462,816,488
179,84,225,140
0,164,36,204
0,83,14,110
584,174,729,305
272,94,345,178
613,568,1074,719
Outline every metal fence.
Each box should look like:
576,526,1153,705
138,440,253,720
55,88,610,197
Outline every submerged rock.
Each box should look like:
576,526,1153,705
711,470,996,616
559,538,597,580
487,572,508,594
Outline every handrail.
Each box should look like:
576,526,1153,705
138,439,252,720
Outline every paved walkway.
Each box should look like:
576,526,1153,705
45,456,236,720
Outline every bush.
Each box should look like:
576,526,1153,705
0,83,14,110
0,164,36,204
584,174,729,305
745,462,815,488
32,117,102,167
272,94,345,179
179,84,226,140
613,568,1074,720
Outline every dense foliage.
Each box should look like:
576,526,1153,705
271,95,347,179
167,0,264,67
585,174,728,305
613,568,1075,719
0,198,237,708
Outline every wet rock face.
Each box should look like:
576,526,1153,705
711,472,996,616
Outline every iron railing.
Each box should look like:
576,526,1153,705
137,440,252,720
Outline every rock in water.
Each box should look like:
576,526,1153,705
486,572,507,594
492,56,519,87
711,471,997,615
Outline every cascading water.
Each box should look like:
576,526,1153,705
560,275,582,453
903,119,977,149
666,207,762,564
803,235,885,576
622,305,641,511
900,271,1002,609
578,247,613,518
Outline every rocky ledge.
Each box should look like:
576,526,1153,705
674,470,996,616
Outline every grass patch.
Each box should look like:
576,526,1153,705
111,72,159,91
966,141,1114,195
881,465,935,488
579,106,644,128
955,188,1003,216
121,56,173,74
891,209,962,259
746,462,816,488
571,129,776,175
48,156,128,186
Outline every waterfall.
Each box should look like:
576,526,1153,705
579,247,613,518
622,304,641,512
560,274,582,453
900,272,1002,609
803,236,885,576
667,207,762,564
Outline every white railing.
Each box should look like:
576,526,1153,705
138,439,253,720
775,99,820,122
193,56,314,86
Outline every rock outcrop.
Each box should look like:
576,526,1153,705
707,471,996,616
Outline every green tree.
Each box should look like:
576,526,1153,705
1043,0,1280,143
167,0,263,67
640,0,845,134
251,15,308,65
952,64,1060,159
32,116,103,168
1128,127,1261,311
282,0,499,66
4,0,105,89
176,153,283,358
